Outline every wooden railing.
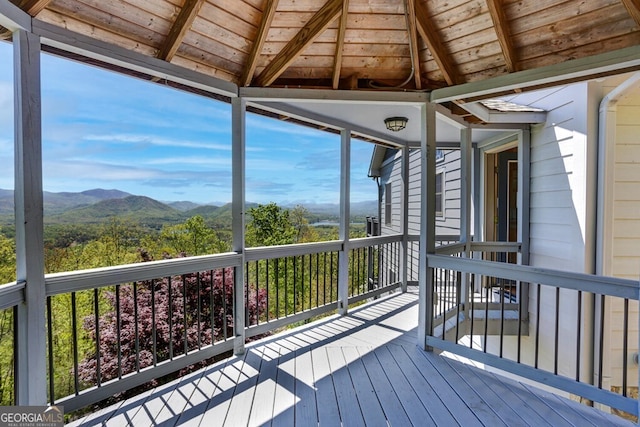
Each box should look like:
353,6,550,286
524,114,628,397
0,234,407,413
425,247,640,418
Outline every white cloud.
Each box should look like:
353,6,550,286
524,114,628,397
84,133,232,151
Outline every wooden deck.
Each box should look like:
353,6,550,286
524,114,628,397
67,289,633,427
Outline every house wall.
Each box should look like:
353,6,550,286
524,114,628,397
483,79,640,398
379,148,462,236
608,83,640,390
379,148,462,281
487,83,597,384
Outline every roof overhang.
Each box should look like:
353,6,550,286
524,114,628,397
458,101,547,124
431,45,640,103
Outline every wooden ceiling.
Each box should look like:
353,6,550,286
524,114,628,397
4,0,640,94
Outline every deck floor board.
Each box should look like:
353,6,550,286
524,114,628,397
67,290,635,427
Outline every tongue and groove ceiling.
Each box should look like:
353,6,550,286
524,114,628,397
4,0,640,96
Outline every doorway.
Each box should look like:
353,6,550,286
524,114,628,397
485,147,518,263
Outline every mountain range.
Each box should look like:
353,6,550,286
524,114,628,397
0,189,377,227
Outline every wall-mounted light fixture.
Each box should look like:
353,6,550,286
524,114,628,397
384,116,408,132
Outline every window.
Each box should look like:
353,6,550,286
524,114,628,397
435,172,443,217
384,182,392,225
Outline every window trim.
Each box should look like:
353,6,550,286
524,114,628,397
384,182,392,225
435,170,444,218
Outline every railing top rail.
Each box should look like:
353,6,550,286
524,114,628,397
435,242,466,255
384,234,462,243
435,234,461,242
245,240,343,261
428,254,640,300
0,280,25,310
45,252,243,296
470,241,522,253
347,234,403,250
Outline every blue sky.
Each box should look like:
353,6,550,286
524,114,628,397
0,42,376,206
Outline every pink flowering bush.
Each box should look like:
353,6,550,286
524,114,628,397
78,255,266,385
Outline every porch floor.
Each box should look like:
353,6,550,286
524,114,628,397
67,289,632,426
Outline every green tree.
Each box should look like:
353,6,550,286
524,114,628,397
160,215,228,256
0,230,15,405
246,203,296,247
0,232,15,284
290,205,318,243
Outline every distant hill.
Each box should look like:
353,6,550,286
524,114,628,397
44,188,132,214
49,195,184,225
185,204,220,216
0,188,132,216
168,201,202,211
0,188,377,228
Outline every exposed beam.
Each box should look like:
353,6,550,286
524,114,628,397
0,0,31,32
33,20,238,97
430,44,640,103
254,0,343,87
415,0,459,85
405,0,422,89
241,0,278,86
240,86,429,103
486,0,517,72
156,0,205,62
621,0,640,27
332,0,349,89
17,0,52,16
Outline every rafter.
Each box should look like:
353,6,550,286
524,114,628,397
405,0,422,89
242,0,278,87
254,0,343,87
17,0,52,16
157,0,205,62
332,0,349,89
485,0,517,72
621,0,640,27
414,0,459,85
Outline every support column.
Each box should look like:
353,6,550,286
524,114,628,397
13,29,47,405
418,103,437,350
400,145,409,292
460,127,472,315
517,129,531,318
460,127,472,246
517,129,530,266
338,128,351,315
472,144,482,294
231,97,246,355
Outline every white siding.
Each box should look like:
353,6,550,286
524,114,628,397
528,84,592,271
494,83,596,382
612,89,640,280
379,148,462,282
379,150,402,235
608,86,640,389
379,148,461,237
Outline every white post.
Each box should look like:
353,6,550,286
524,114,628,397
418,103,437,350
400,145,409,292
518,129,531,316
338,128,351,315
13,29,47,405
460,127,472,316
231,97,246,355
